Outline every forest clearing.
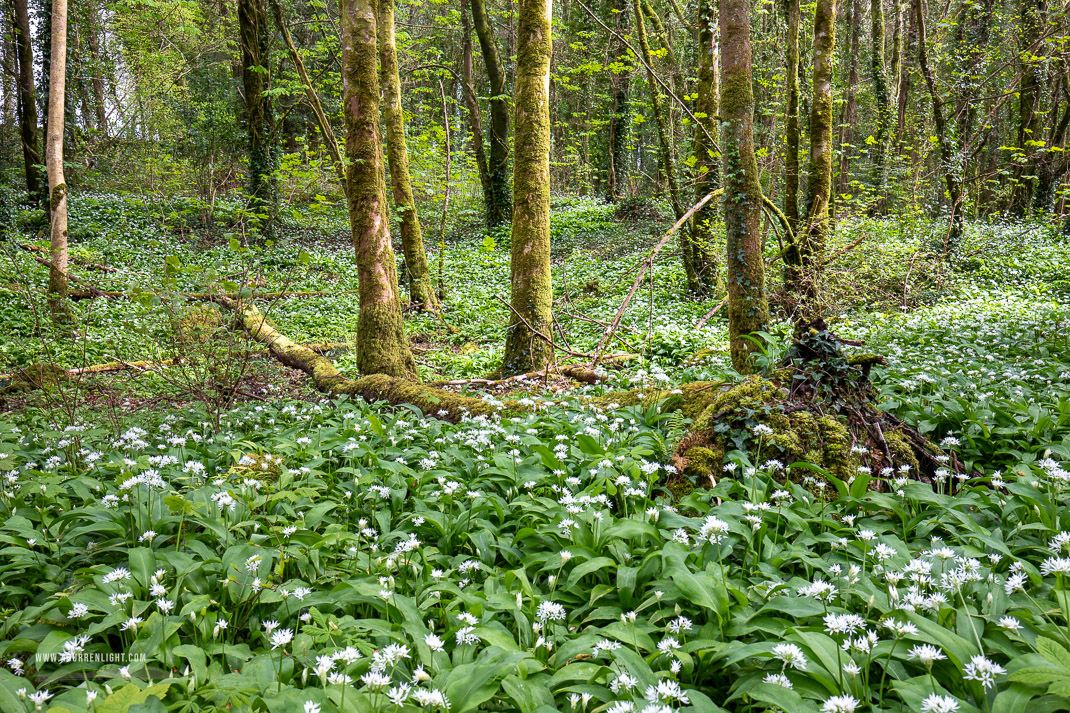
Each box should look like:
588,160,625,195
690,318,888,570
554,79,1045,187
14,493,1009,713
2,0,1070,710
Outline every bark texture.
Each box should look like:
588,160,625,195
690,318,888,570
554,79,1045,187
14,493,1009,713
46,0,69,318
502,0,554,377
720,0,769,372
341,0,417,379
377,0,437,311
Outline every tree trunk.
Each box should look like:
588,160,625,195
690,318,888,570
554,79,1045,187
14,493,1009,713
3,16,16,122
606,0,630,200
377,0,438,312
461,0,494,217
870,0,891,211
46,0,69,318
692,0,722,296
341,0,416,379
10,0,42,200
784,0,801,232
238,0,278,236
720,0,768,372
789,0,836,314
471,0,511,228
501,0,553,377
1010,0,1045,214
85,1,106,134
914,0,963,251
836,0,860,197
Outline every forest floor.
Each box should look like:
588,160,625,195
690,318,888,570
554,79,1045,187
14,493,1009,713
1,193,1070,712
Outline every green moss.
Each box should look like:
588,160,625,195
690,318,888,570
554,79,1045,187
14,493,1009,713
885,428,921,475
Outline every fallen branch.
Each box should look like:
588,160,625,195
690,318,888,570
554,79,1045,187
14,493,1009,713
68,289,361,302
18,242,117,272
694,296,729,330
493,295,593,359
591,190,721,367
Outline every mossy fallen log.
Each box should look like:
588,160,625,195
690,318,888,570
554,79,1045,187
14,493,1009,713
219,297,500,422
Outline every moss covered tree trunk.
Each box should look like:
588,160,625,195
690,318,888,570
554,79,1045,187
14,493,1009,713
914,0,963,251
789,0,837,314
720,0,769,372
341,0,417,379
11,0,42,200
692,0,722,295
783,0,801,233
46,0,68,318
501,0,554,378
377,0,438,312
870,0,891,212
606,0,630,201
238,0,278,236
471,0,511,228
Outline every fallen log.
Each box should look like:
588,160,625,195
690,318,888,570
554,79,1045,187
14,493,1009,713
218,297,500,422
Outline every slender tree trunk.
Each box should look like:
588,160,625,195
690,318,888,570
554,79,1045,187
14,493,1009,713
914,0,963,251
471,0,511,228
836,0,860,197
85,1,106,134
341,0,416,379
720,0,768,372
10,0,41,199
894,0,912,147
606,0,630,200
377,0,437,312
238,0,278,236
790,0,837,314
692,0,722,296
3,16,16,122
784,0,801,232
501,0,553,377
46,0,69,318
1011,0,1045,214
870,0,891,211
461,0,494,216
